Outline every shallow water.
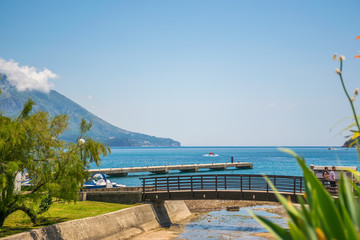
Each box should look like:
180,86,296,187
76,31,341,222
177,205,287,240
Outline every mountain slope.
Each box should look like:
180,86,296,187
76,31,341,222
0,76,180,147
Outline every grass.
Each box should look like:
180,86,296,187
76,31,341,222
0,201,135,238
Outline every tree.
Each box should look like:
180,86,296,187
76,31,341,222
0,86,110,227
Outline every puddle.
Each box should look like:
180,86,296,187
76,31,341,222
177,205,287,239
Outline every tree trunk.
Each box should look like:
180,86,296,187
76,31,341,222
17,206,38,224
0,209,7,227
0,205,38,227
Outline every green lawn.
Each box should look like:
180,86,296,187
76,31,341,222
0,201,134,238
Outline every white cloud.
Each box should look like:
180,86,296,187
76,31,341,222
0,58,58,93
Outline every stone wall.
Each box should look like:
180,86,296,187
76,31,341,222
2,201,191,240
82,187,143,192
164,200,191,223
79,191,142,204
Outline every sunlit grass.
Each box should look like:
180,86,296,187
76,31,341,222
0,201,135,238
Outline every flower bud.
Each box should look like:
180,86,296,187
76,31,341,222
332,54,337,60
316,228,326,240
339,55,346,61
335,68,341,75
351,97,355,102
355,88,359,96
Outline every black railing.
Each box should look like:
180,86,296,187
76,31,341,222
140,174,304,195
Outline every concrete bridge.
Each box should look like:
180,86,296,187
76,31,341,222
141,174,304,203
89,162,253,177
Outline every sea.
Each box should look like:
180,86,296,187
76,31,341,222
89,146,360,187
90,146,359,239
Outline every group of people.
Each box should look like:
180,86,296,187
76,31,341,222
323,166,337,188
310,165,337,190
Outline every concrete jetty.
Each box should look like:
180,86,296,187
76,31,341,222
88,162,253,177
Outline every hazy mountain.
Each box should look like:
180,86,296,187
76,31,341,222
0,75,180,147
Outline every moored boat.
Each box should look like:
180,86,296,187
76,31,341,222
84,173,125,189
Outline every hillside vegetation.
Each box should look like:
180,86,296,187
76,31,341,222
0,75,180,147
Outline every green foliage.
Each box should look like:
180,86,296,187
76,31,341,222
1,201,132,238
0,93,110,227
252,149,360,240
80,118,92,137
252,43,360,239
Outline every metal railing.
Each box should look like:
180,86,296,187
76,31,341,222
140,174,303,195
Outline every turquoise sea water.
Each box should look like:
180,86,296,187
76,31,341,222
90,147,359,186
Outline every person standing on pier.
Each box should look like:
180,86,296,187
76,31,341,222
330,166,337,189
231,156,234,163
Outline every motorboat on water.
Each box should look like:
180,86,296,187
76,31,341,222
20,172,126,189
83,173,125,189
203,152,219,157
21,173,32,187
21,178,32,187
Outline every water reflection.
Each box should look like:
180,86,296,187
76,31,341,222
177,205,287,239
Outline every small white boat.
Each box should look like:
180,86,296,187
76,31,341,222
84,173,125,189
203,152,219,157
21,173,32,187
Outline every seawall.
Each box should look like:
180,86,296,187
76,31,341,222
79,191,142,204
2,201,191,240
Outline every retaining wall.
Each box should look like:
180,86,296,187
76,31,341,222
164,200,191,223
2,201,191,240
79,191,142,204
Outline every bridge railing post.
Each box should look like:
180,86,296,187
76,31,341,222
249,176,251,190
240,175,243,193
201,175,203,190
142,178,145,194
155,178,158,192
225,175,227,190
167,177,170,193
215,175,218,192
191,176,193,193
293,177,296,196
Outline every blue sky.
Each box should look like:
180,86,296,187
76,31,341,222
0,0,359,146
